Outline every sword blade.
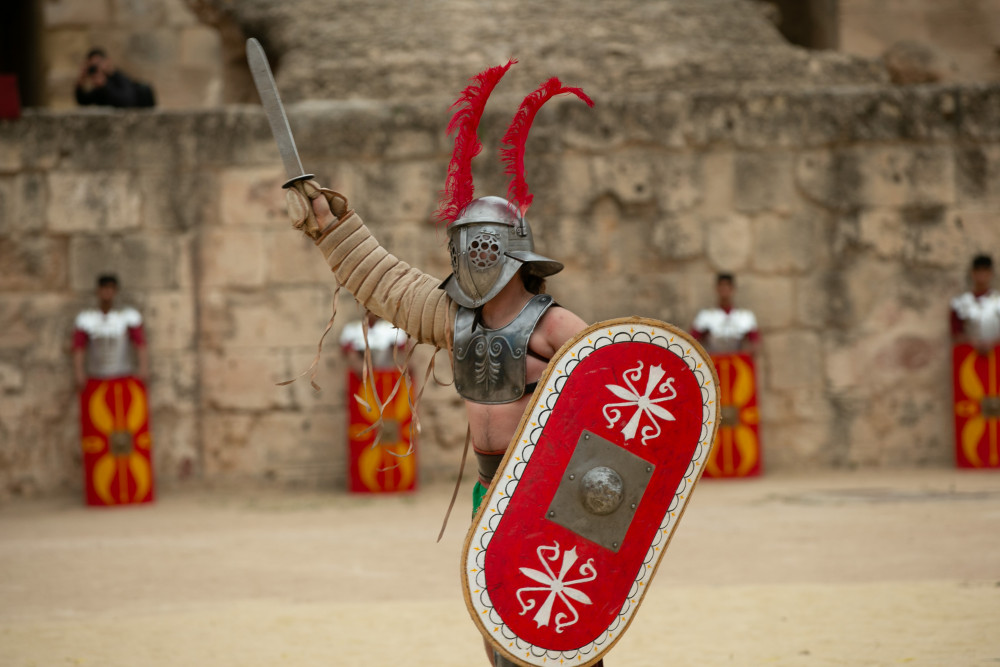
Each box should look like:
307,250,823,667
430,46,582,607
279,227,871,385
246,38,312,186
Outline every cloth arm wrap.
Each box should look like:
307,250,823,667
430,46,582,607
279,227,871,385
314,206,455,349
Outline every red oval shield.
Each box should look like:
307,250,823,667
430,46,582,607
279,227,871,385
462,318,719,666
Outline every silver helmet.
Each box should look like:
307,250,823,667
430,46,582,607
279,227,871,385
441,196,563,308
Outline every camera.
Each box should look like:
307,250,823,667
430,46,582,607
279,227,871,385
87,65,98,75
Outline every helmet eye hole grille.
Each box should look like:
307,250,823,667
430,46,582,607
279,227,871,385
468,231,502,269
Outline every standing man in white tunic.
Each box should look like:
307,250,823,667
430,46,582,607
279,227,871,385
690,273,759,355
951,254,1000,355
72,274,148,391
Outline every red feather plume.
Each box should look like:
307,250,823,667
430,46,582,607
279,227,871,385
501,78,594,214
435,59,517,225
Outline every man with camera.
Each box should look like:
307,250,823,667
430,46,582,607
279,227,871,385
75,48,156,109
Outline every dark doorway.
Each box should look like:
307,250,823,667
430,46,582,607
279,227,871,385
764,0,840,50
0,1,44,107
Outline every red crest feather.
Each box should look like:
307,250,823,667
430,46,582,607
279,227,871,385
501,78,594,214
435,60,517,225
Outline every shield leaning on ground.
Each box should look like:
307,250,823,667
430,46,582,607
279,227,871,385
704,352,762,478
952,343,1000,468
462,317,719,667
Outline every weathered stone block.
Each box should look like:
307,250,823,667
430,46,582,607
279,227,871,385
0,173,47,233
142,291,195,352
757,389,791,424
949,208,1000,257
112,0,166,26
954,145,1000,205
763,331,824,391
706,213,752,271
796,146,955,211
222,287,339,350
738,274,794,330
844,388,952,467
651,212,705,261
0,236,69,292
794,273,830,329
218,167,287,228
45,0,111,26
200,229,265,287
699,151,734,215
733,152,797,214
787,389,834,422
139,170,214,231
201,410,344,485
751,212,822,274
360,161,440,223
761,421,830,470
379,220,445,274
590,152,657,206
653,152,702,214
553,156,595,215
201,351,295,411
47,172,142,232
148,404,200,481
0,139,23,173
282,348,347,411
381,129,438,161
163,0,198,25
263,230,336,285
250,410,346,486
0,294,77,363
43,28,90,78
69,234,179,290
123,28,179,70
957,86,1000,142
147,350,198,405
0,361,25,393
200,412,254,476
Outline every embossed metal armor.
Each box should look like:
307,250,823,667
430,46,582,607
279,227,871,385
452,294,554,403
441,197,563,309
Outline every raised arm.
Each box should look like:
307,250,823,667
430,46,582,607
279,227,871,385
286,181,455,350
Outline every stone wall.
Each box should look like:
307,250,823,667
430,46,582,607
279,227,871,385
841,0,1000,83
42,0,224,109
2,83,1000,499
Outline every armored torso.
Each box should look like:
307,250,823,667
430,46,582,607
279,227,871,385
453,294,553,404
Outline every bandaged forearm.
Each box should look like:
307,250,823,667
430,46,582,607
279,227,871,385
315,210,454,349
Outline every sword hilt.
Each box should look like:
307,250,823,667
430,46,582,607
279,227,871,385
282,173,315,190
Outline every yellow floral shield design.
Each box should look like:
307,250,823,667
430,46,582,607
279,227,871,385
81,378,153,505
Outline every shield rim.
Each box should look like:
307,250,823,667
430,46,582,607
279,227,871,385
461,317,720,667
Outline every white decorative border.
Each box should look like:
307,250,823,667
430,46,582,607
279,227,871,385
464,321,719,666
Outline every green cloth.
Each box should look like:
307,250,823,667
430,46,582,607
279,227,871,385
472,480,488,517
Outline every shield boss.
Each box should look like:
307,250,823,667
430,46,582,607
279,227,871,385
579,466,624,515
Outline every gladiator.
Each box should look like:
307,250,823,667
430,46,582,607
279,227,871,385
272,58,595,666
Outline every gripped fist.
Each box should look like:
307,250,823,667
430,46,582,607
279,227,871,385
284,180,349,241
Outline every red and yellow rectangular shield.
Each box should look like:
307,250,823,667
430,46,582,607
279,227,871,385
953,344,1000,469
346,369,416,493
704,352,762,478
79,376,155,506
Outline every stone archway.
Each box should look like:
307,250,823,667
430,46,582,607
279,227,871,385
758,0,840,49
183,0,255,104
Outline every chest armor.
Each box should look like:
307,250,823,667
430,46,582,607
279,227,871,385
452,294,553,404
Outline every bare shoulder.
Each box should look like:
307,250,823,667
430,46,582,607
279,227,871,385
534,305,588,358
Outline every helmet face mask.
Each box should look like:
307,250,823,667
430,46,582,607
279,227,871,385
449,224,513,305
442,196,563,309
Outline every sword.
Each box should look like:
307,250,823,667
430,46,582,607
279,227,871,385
246,38,322,236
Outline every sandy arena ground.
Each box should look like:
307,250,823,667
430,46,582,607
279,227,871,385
1,469,999,666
